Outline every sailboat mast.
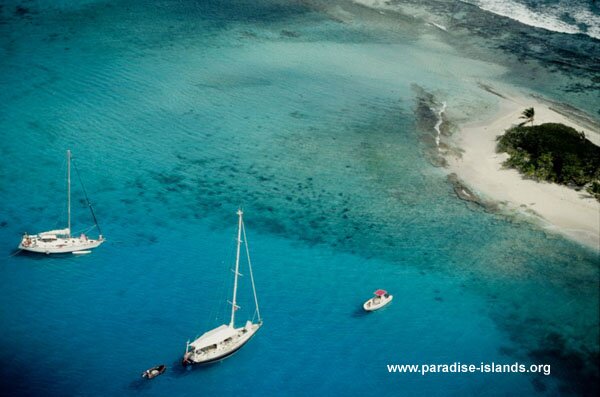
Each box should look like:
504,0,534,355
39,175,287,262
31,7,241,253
230,209,243,327
67,149,71,237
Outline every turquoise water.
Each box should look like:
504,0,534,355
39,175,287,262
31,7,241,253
0,1,598,396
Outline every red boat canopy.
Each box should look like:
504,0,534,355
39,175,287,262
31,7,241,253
374,289,387,296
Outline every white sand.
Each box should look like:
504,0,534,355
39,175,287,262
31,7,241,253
446,92,600,251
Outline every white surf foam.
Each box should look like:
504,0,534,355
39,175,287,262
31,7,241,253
434,102,447,152
429,22,448,32
461,0,600,40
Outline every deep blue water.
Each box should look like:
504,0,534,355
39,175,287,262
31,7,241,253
0,1,598,396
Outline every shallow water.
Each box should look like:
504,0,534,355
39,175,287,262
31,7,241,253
0,1,598,396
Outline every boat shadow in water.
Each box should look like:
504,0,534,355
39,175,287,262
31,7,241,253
12,249,92,260
351,307,370,318
171,356,229,375
128,378,153,392
12,249,71,260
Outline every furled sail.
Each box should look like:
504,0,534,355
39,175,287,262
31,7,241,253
39,228,70,237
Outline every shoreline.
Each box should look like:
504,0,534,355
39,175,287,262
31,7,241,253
445,89,600,251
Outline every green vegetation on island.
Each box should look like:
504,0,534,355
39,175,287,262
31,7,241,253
519,107,535,127
496,117,600,200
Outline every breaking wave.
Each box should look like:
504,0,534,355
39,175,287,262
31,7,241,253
461,0,600,40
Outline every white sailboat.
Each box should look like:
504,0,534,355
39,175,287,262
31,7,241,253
182,209,262,366
18,150,104,254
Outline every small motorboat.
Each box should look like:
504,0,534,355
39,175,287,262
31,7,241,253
142,364,166,379
363,289,393,311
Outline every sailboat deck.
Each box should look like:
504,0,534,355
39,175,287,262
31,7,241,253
19,236,103,253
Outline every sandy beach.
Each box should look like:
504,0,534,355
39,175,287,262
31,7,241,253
446,90,600,251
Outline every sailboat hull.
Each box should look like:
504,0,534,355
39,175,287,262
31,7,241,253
183,334,253,365
19,237,104,254
183,323,262,366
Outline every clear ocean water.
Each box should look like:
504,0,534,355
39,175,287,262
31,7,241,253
0,1,598,396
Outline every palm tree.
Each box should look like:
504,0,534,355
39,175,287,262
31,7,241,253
519,107,535,126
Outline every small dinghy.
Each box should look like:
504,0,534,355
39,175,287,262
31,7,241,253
72,250,92,255
142,364,166,379
363,289,393,312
